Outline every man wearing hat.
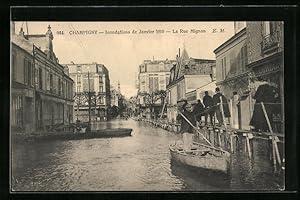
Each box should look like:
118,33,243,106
177,102,196,152
212,87,230,126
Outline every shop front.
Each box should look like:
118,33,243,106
248,52,284,133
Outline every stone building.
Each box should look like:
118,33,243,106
11,25,74,133
166,48,216,123
214,23,250,129
213,21,284,132
65,62,111,121
136,59,176,119
246,21,284,133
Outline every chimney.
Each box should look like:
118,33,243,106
178,48,181,57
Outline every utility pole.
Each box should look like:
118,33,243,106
76,70,79,121
88,71,91,130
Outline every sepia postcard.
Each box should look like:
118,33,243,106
10,20,285,192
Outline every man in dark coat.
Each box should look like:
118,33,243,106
212,87,230,125
193,99,205,124
203,91,214,125
177,103,196,152
250,82,278,132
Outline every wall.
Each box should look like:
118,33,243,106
215,29,247,85
247,21,284,65
185,75,212,93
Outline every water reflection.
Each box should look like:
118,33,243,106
11,119,283,191
170,160,230,191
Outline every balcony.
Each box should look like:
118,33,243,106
262,31,281,54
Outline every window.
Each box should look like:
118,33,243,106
58,78,61,95
12,53,16,81
224,57,226,79
221,57,226,80
24,59,34,86
244,46,248,66
62,80,65,96
46,71,50,91
12,95,23,127
166,77,170,86
99,86,103,92
221,58,224,80
99,76,103,83
149,74,159,93
50,73,53,92
159,63,165,71
35,68,39,87
263,21,276,36
77,66,81,73
39,68,43,90
77,75,81,84
99,96,103,104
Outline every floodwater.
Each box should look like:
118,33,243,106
11,119,284,191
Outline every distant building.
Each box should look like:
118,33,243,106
166,48,216,123
136,59,176,119
64,63,111,121
11,25,74,133
110,87,120,108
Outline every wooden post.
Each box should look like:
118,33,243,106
220,96,229,150
230,132,234,153
246,134,252,158
274,136,282,166
261,102,281,168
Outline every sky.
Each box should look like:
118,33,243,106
14,22,235,98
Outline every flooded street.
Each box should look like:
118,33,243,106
11,119,284,191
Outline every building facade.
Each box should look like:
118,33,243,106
214,25,250,129
246,21,284,133
11,25,74,133
65,62,111,121
213,21,284,132
166,48,216,123
136,59,175,119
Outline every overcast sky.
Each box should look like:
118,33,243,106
14,22,235,98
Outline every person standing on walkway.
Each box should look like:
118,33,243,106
249,79,278,132
203,91,214,125
193,99,204,125
177,103,196,153
212,87,230,126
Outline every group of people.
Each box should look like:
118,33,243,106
177,79,282,153
177,87,230,152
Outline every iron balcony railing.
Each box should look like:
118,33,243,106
262,31,281,52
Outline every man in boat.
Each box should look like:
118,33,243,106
177,103,196,153
193,99,205,126
203,91,214,125
212,87,230,126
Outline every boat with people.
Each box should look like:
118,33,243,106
169,104,231,175
169,141,231,174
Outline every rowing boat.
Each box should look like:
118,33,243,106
13,128,133,143
169,141,231,174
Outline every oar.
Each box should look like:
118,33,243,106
260,102,282,167
220,96,230,150
178,111,215,149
